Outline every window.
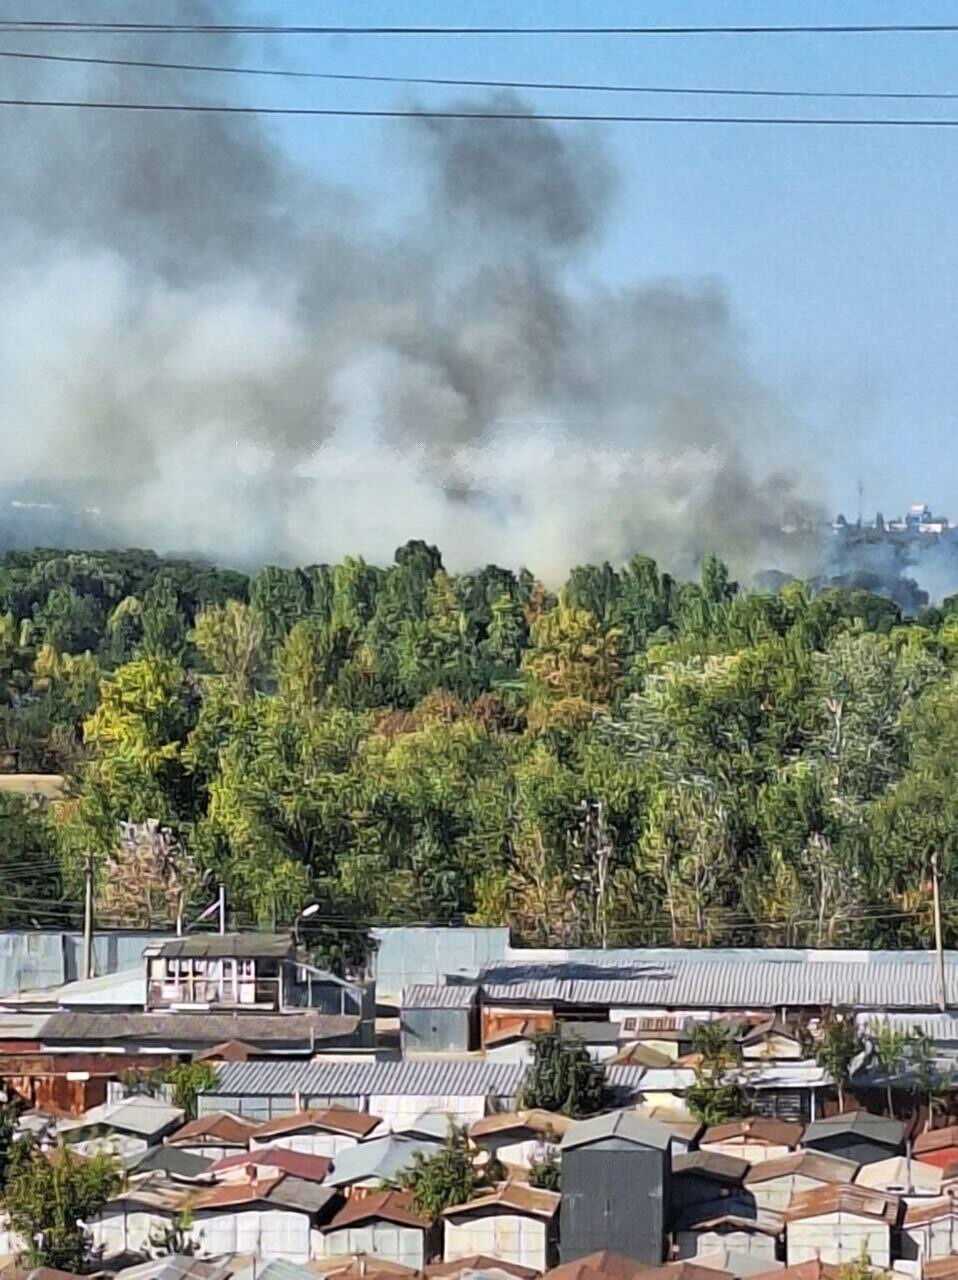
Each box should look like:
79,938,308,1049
623,1018,637,1032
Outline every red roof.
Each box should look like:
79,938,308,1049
544,1255,727,1280
425,1257,539,1279
251,1107,380,1140
168,1112,258,1146
326,1190,430,1231
209,1146,332,1183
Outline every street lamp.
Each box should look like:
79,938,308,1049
294,902,321,946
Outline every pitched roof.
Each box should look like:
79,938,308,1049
702,1119,803,1147
110,1256,232,1280
443,1182,561,1220
59,1096,183,1138
560,1021,623,1045
484,1019,541,1047
544,1258,729,1280
902,1197,958,1226
194,1040,261,1062
470,1110,572,1141
739,1018,802,1046
784,1184,900,1224
167,1112,257,1146
803,1112,905,1146
425,1258,539,1279
608,1043,673,1068
150,934,294,960
673,1151,750,1182
209,1146,332,1183
309,1257,419,1280
914,1125,958,1155
634,1107,702,1143
251,1107,381,1141
190,1171,336,1214
561,1110,672,1152
856,1155,943,1193
673,1198,785,1233
922,1259,958,1280
748,1265,842,1280
324,1135,443,1188
743,1151,859,1186
129,1146,213,1181
325,1190,429,1231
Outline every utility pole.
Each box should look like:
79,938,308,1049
82,851,95,980
932,853,948,1012
218,882,226,936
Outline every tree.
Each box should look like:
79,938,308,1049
814,1008,865,1112
686,1020,748,1125
905,1030,952,1131
5,1140,120,1272
396,1122,479,1218
869,1021,909,1118
191,601,265,698
519,1030,606,1118
528,1147,561,1191
155,1061,217,1121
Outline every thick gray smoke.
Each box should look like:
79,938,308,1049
0,2,826,582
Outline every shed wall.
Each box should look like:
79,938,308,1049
443,1212,551,1271
786,1215,890,1267
322,1222,425,1268
676,1230,778,1261
561,1143,667,1264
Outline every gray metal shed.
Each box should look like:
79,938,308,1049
559,1111,672,1265
400,985,479,1054
802,1113,905,1167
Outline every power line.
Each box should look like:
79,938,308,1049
5,96,958,126
4,47,957,103
4,21,958,36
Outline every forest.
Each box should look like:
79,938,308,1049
2,541,958,951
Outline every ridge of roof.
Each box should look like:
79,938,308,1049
442,1181,561,1219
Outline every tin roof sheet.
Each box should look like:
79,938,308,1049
208,1058,646,1099
402,985,478,1010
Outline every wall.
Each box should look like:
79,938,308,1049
190,1207,312,1262
401,1007,474,1055
699,1139,792,1164
443,1212,551,1271
90,1205,179,1257
251,1131,360,1158
787,1215,890,1267
371,927,510,1003
561,1141,668,1264
749,1173,824,1213
0,929,173,996
805,1136,899,1167
321,1221,425,1268
902,1216,958,1261
369,1092,492,1129
676,1230,778,1261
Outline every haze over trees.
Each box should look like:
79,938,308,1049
2,541,958,948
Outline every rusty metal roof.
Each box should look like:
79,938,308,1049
702,1118,804,1147
325,1190,429,1231
744,1151,858,1186
443,1182,560,1220
251,1107,381,1140
784,1184,900,1224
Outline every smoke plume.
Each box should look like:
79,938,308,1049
0,2,827,582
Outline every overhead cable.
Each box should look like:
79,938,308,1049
2,48,956,102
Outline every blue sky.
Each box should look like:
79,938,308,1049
225,0,958,524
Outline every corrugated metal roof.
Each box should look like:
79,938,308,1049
858,1012,958,1039
561,1110,672,1151
150,934,293,960
402,984,478,1010
804,1112,905,1145
324,1134,442,1187
481,956,958,1010
40,1010,358,1046
207,1058,646,1099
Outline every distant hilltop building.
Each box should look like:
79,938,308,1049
833,502,952,536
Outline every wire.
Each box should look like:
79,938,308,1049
4,21,958,37
5,97,958,126
2,47,957,103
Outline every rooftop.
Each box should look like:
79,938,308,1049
59,1096,183,1139
561,1109,673,1152
442,1182,561,1220
209,1147,332,1184
168,1112,258,1146
148,935,294,961
702,1119,804,1147
41,1010,359,1047
425,1258,539,1280
673,1151,750,1183
325,1190,430,1231
324,1134,443,1188
803,1112,905,1146
251,1107,381,1141
743,1151,859,1186
784,1184,900,1224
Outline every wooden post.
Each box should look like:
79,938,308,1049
82,851,95,980
932,852,948,1012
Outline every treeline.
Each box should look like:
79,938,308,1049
2,541,958,949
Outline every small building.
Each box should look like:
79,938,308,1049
324,1134,443,1190
318,1190,432,1270
914,1125,958,1170
614,1017,691,1062
672,1206,783,1264
560,1110,672,1264
743,1152,858,1213
58,1096,184,1163
700,1120,803,1165
784,1186,899,1268
671,1152,751,1214
250,1107,381,1156
745,1066,833,1126
899,1197,958,1263
739,1020,806,1063
188,1169,337,1262
442,1183,561,1272
470,1110,572,1170
400,985,479,1055
90,1174,193,1258
855,1155,943,1201
311,1258,418,1280
165,1112,258,1161
802,1113,905,1167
